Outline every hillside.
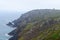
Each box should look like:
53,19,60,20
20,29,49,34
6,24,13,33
7,9,60,40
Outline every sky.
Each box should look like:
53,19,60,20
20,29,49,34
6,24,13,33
0,0,60,11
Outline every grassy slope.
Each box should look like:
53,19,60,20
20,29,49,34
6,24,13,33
18,17,60,40
18,10,60,40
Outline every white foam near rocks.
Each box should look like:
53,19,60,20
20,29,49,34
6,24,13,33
5,33,12,40
5,33,13,38
5,34,10,37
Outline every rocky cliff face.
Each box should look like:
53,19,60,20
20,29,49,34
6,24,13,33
7,9,60,40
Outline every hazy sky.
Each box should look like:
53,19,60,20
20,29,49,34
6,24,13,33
0,0,60,11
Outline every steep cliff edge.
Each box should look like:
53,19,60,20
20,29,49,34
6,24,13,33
7,9,60,40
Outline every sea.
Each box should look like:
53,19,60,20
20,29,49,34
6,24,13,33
0,11,23,40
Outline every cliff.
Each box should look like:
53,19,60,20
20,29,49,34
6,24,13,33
7,9,60,40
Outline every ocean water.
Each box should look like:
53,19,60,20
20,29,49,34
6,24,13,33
0,11,22,40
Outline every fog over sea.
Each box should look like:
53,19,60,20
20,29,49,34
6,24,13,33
0,11,23,40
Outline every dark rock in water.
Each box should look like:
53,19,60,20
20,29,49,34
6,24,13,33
9,35,18,40
8,29,17,36
7,21,17,27
7,22,13,26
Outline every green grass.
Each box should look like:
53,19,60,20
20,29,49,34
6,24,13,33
19,17,60,40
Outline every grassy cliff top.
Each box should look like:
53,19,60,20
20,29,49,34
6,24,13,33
8,9,60,40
